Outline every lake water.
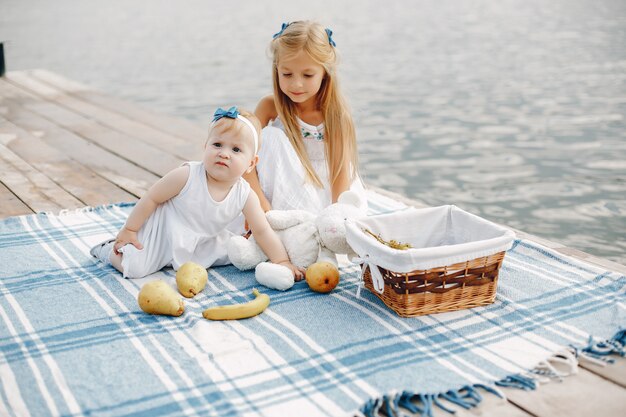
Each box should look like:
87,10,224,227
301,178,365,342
2,0,625,264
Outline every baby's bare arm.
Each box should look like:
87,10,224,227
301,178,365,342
243,192,305,280
115,166,189,253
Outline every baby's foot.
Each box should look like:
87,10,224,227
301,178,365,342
89,238,115,265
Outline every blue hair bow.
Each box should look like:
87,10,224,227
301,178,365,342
325,28,336,47
272,22,290,39
213,106,239,122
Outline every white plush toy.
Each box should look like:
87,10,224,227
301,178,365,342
227,191,367,291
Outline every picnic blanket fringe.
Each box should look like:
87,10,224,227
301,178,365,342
579,328,626,364
49,202,136,217
354,329,625,417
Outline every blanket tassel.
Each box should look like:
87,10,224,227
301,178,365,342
578,328,626,365
359,384,503,417
356,329,625,417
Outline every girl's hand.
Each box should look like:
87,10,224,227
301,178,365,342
277,260,306,281
114,227,143,254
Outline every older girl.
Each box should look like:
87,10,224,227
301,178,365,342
245,21,366,214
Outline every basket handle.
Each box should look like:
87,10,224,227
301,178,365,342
352,255,385,295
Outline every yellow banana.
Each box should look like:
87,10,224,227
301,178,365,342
202,288,270,320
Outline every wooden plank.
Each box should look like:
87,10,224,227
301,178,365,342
5,71,202,161
28,69,207,142
556,246,626,276
0,117,136,207
0,88,159,199
5,107,157,198
502,368,626,417
0,78,182,178
579,355,626,388
369,185,429,208
70,122,184,177
513,229,626,275
0,181,32,217
0,143,83,213
0,79,159,196
431,392,534,417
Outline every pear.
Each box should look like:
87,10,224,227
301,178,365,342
176,262,208,298
138,280,184,316
306,262,340,293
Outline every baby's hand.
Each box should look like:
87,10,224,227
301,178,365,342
114,227,143,254
277,260,306,281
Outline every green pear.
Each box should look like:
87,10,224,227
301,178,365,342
138,280,184,316
176,262,208,298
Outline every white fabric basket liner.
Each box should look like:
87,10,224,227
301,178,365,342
346,205,516,272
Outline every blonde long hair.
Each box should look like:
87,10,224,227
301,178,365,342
270,21,358,188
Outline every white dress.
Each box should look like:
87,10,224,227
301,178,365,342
120,161,250,278
256,117,366,213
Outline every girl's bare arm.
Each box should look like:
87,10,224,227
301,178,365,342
242,169,272,213
243,95,279,214
331,157,352,203
254,95,277,127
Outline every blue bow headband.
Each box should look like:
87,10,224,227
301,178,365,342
272,22,336,47
272,22,291,39
212,106,239,122
211,106,259,155
325,28,336,47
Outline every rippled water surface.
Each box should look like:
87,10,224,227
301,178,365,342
2,0,625,264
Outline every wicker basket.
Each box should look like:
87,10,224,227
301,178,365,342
346,205,515,317
362,251,506,317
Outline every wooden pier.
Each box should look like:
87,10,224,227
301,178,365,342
0,70,624,416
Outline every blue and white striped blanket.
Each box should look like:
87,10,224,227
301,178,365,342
0,194,624,417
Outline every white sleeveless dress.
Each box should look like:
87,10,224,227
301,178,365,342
256,117,366,213
120,161,250,278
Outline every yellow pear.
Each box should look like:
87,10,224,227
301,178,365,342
138,280,184,316
176,262,208,298
306,262,340,293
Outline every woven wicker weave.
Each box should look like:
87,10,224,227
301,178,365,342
363,251,506,317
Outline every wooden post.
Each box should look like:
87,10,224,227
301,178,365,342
0,43,4,77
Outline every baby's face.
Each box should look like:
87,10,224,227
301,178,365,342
203,121,257,184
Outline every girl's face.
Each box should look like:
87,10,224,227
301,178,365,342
203,122,257,185
277,51,325,108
